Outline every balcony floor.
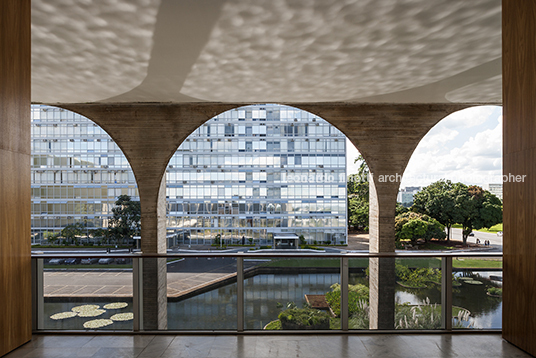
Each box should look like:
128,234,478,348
4,333,531,358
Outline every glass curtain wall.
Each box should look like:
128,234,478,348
31,105,138,243
166,104,347,246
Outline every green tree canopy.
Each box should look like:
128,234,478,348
412,180,502,245
347,155,370,230
412,180,466,241
60,222,86,243
395,211,446,243
457,185,503,244
108,195,141,245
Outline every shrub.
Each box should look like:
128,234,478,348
278,308,331,330
487,287,502,296
326,283,369,317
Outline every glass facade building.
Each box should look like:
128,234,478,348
30,105,138,243
31,104,347,245
166,104,347,246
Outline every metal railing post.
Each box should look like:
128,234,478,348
441,256,453,331
133,256,143,331
340,257,349,331
237,257,244,332
31,258,44,330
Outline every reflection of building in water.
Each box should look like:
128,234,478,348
32,104,347,246
166,104,347,246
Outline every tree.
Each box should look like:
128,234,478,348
412,180,465,241
43,230,59,244
108,195,141,245
395,212,446,244
396,203,409,216
412,180,502,245
348,198,369,230
347,155,370,231
61,222,85,244
347,155,369,198
457,186,502,244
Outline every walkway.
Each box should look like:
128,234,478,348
5,334,531,358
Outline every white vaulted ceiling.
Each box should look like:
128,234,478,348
31,0,502,104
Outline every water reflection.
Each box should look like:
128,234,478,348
43,270,502,330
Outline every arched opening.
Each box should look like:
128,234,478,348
400,105,503,243
30,104,139,246
164,104,349,249
396,105,503,330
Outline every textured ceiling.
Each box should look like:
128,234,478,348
31,0,502,104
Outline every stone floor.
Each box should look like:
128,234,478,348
4,334,532,358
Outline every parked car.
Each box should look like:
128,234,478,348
64,258,80,265
81,258,99,264
115,258,130,265
48,258,65,265
98,258,115,265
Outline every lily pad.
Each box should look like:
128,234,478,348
78,309,106,317
50,311,78,320
110,313,134,321
104,302,128,310
83,319,113,329
71,304,100,312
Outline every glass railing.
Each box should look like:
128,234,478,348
31,251,502,332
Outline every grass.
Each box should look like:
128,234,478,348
420,242,455,250
451,223,503,233
453,258,502,268
474,223,503,234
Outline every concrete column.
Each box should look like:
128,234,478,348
140,175,168,329
368,179,398,329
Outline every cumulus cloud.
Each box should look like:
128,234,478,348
400,106,502,187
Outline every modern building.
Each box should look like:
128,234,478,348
396,186,421,206
30,105,139,243
487,183,503,201
31,104,347,246
166,104,347,246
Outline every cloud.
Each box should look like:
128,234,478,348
441,106,496,129
401,106,502,187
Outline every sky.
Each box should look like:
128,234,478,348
346,105,503,189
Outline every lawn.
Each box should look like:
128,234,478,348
452,223,503,233
453,258,502,268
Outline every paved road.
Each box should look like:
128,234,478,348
450,228,503,250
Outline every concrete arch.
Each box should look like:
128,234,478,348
57,102,482,253
56,101,481,330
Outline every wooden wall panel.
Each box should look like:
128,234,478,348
0,0,31,356
502,1,536,356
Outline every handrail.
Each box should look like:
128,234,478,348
31,251,503,259
31,250,503,333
